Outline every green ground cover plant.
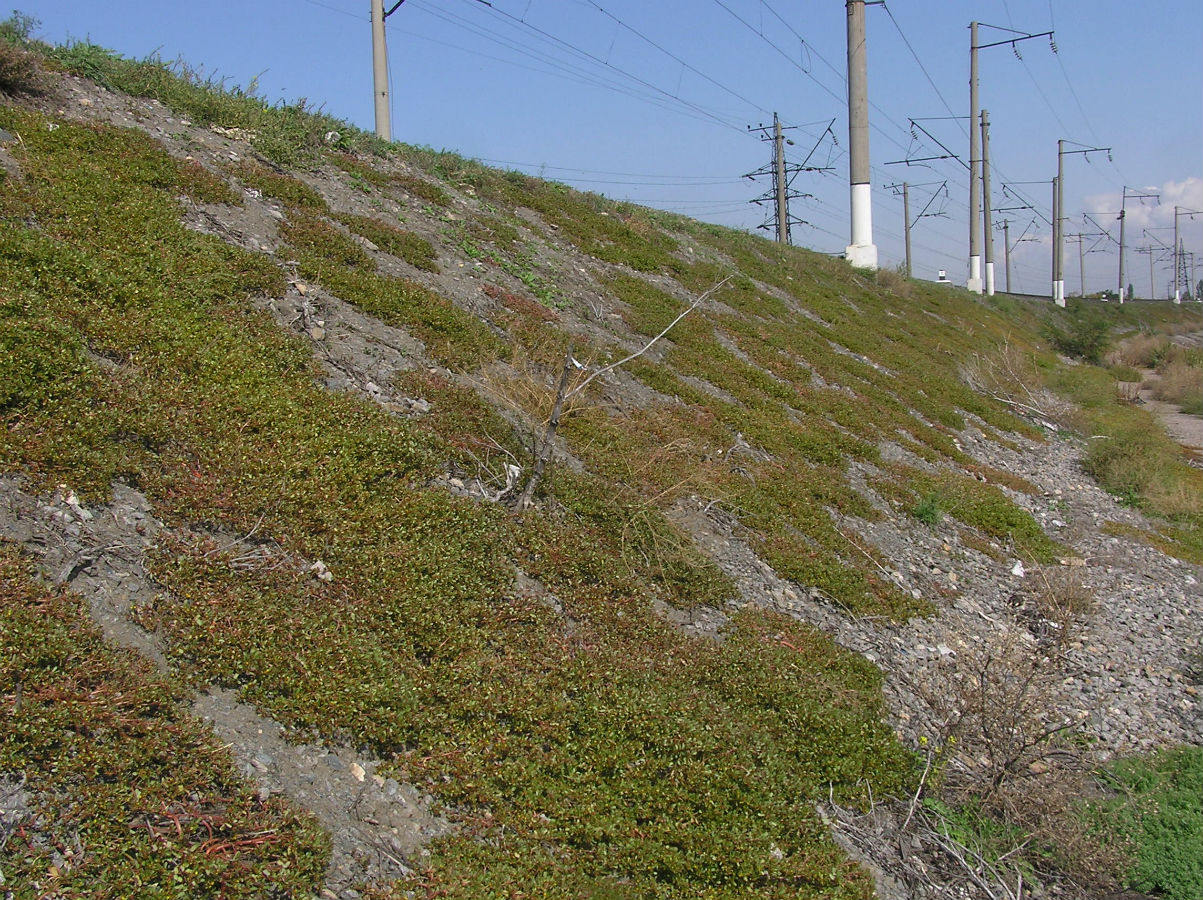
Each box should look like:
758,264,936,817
1094,746,1203,900
0,545,329,899
0,104,917,899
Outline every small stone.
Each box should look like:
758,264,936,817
308,326,326,341
1011,561,1026,577
310,560,334,583
350,762,366,782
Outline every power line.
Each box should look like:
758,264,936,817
459,0,753,135
581,0,771,118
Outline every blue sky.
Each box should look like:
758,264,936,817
20,0,1203,296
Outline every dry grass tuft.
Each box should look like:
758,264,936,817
1110,333,1168,368
1152,357,1202,409
0,42,50,95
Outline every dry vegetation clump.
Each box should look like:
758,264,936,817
961,341,1075,425
0,14,49,96
894,568,1136,896
1109,332,1168,368
1151,355,1203,414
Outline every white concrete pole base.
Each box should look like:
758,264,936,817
845,243,879,270
967,255,983,294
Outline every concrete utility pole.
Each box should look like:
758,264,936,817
1117,207,1126,303
774,114,789,244
371,0,391,141
886,179,947,279
1052,174,1061,304
967,22,1053,293
1065,234,1088,298
1055,141,1065,306
746,114,828,244
1119,187,1160,303
1054,140,1111,306
1001,219,1011,292
1178,204,1188,300
968,22,982,293
1170,206,1203,302
980,109,995,296
845,0,877,269
1134,246,1155,300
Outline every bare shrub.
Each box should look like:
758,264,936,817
961,341,1075,424
893,571,1131,897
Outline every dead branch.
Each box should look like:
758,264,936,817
514,276,732,510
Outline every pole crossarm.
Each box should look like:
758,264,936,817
975,29,1054,50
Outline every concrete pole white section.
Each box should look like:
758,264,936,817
847,183,878,268
845,0,877,270
371,0,391,142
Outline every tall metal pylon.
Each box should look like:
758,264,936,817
745,114,834,244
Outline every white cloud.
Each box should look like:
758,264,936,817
1085,176,1203,235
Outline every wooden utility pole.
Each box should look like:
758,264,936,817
371,0,391,141
980,109,995,296
845,0,877,269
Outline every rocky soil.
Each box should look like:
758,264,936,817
2,73,1201,899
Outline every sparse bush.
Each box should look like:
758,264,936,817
1044,300,1111,364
